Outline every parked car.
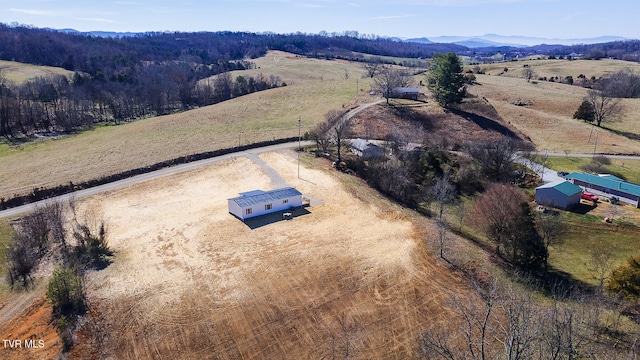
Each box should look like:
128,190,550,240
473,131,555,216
581,192,599,202
557,171,569,178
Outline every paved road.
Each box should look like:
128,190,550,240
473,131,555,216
520,152,640,185
0,141,313,219
527,152,640,160
515,156,564,184
0,99,386,220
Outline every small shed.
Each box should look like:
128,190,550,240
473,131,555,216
228,187,303,221
535,180,582,209
350,138,384,160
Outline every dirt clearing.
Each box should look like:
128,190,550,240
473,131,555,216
70,150,471,359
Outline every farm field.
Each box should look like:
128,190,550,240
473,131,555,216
468,74,640,154
3,51,640,358
3,54,640,202
0,51,376,200
467,59,640,154
0,59,74,84
43,149,476,359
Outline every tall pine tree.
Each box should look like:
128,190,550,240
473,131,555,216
427,52,466,108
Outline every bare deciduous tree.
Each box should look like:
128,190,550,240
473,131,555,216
542,290,600,360
426,173,456,259
586,89,622,127
499,284,543,360
361,58,382,78
588,250,613,293
328,112,351,163
374,67,410,104
522,68,536,83
535,211,566,271
467,137,522,183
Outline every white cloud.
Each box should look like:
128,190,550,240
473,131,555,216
9,8,57,16
77,17,117,23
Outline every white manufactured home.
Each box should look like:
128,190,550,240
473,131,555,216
228,187,303,221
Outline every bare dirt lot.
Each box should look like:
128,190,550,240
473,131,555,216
68,149,473,359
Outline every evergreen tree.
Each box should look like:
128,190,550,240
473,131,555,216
427,52,466,108
607,255,640,300
573,99,595,122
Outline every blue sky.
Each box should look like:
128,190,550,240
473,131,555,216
1,0,638,41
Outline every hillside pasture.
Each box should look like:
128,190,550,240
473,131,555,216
68,150,475,359
0,52,377,200
0,59,74,84
468,72,640,154
471,58,640,81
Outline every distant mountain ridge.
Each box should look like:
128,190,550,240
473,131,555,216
406,34,630,48
58,29,631,47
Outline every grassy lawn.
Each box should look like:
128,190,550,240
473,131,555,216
550,212,640,286
542,156,640,184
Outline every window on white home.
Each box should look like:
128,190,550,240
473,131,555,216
283,199,289,204
265,203,272,211
246,208,252,215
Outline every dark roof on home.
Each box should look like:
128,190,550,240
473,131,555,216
565,172,640,197
536,180,582,196
229,187,302,207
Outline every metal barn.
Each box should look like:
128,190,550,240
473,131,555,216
565,172,640,207
534,180,582,209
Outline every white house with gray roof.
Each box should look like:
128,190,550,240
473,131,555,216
228,187,303,221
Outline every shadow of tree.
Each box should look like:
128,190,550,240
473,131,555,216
448,108,522,140
602,126,640,141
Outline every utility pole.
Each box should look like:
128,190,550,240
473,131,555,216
298,116,301,179
593,129,599,158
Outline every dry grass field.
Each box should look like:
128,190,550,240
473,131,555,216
4,54,640,201
468,67,640,154
46,149,476,359
0,51,377,200
0,59,74,84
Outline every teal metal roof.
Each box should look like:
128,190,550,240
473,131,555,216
229,187,302,207
565,172,640,197
536,180,582,196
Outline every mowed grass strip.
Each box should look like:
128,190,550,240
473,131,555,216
0,53,374,199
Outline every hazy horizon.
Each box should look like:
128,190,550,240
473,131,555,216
1,0,638,43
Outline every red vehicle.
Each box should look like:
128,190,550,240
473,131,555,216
581,192,599,202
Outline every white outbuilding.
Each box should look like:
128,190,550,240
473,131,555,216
228,187,303,221
534,180,582,209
